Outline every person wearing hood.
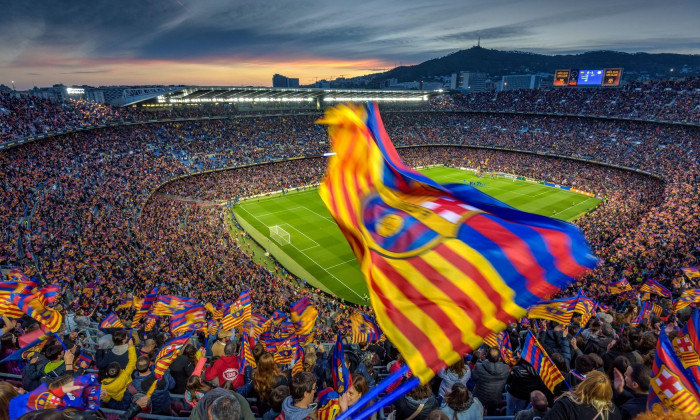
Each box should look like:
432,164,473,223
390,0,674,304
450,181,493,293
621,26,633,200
394,383,439,420
439,382,484,420
471,347,510,416
437,358,471,401
96,330,130,370
205,341,244,390
279,371,319,420
188,387,255,420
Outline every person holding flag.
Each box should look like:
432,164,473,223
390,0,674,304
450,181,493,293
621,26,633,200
99,336,137,410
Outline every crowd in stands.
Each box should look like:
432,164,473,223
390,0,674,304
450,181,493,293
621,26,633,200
431,76,700,124
0,89,699,419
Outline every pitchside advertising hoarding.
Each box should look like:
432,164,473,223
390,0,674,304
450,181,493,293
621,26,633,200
553,68,622,87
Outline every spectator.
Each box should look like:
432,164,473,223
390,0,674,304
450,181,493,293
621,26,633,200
613,363,652,420
437,358,471,401
439,382,483,420
394,383,439,420
544,371,621,420
514,390,549,420
280,371,319,420
471,347,509,416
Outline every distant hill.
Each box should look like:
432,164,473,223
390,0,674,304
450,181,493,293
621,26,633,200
336,47,700,88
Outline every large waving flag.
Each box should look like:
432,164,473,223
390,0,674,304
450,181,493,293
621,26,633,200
12,289,62,332
350,312,383,343
133,287,158,323
318,103,597,383
0,334,53,363
331,331,351,393
292,340,305,376
222,290,252,330
482,331,500,348
100,313,125,329
674,289,700,313
609,278,633,294
0,300,26,319
648,312,700,415
671,309,700,388
153,295,198,317
251,313,270,338
520,331,566,392
170,304,207,335
154,332,193,379
641,279,672,298
290,297,318,336
681,266,700,279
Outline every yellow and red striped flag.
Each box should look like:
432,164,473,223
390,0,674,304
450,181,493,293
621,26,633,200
318,103,596,384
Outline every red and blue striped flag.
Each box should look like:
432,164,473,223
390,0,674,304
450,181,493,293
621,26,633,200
75,353,94,370
290,297,318,336
252,313,270,337
272,310,287,325
292,339,305,375
133,287,159,323
641,279,672,298
609,278,633,294
222,290,251,330
647,310,700,415
331,331,351,393
318,103,596,383
498,331,517,366
520,331,566,392
100,313,125,329
264,336,286,353
239,331,256,370
316,388,342,420
153,295,198,317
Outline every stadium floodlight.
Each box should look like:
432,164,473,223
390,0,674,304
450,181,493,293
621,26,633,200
270,225,291,246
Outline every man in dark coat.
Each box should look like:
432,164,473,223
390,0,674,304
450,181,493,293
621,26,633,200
613,363,651,420
471,347,510,415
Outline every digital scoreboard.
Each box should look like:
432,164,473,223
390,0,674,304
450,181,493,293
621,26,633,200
553,68,622,87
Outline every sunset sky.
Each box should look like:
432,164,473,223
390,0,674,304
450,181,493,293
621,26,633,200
2,0,699,90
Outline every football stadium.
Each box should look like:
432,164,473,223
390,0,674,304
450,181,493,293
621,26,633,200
2,5,700,420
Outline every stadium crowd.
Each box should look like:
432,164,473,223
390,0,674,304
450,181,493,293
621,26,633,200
0,90,699,419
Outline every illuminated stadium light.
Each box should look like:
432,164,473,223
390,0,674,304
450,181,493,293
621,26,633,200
323,96,424,102
66,87,85,95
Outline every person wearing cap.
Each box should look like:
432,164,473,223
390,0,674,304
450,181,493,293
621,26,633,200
212,330,232,358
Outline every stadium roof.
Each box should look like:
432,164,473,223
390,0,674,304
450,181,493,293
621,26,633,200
125,86,437,107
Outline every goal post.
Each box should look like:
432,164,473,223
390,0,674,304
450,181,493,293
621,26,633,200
269,225,291,245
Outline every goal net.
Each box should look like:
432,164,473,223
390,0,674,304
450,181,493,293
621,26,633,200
269,225,291,245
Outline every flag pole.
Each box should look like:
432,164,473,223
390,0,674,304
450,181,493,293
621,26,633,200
335,364,418,420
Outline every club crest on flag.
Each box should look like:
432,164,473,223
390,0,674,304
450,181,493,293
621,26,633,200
650,366,700,414
673,335,700,369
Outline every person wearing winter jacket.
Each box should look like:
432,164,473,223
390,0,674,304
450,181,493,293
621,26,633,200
394,383,440,420
544,371,621,420
539,322,572,367
437,358,471,400
471,347,510,415
279,371,319,420
100,338,137,410
506,359,553,415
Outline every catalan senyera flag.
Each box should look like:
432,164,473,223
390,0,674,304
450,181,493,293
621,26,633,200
222,290,251,330
100,313,125,329
498,331,517,366
609,278,633,294
674,289,700,313
153,332,193,380
681,266,700,279
482,331,500,348
574,292,597,326
318,103,597,383
204,302,223,320
316,388,342,420
641,279,672,298
290,297,318,336
0,300,26,319
349,312,382,343
521,331,566,392
170,304,206,335
133,287,159,323
648,315,700,415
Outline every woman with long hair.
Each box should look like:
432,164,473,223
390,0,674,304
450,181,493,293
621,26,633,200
184,375,213,408
437,358,471,400
0,381,19,420
0,333,22,375
440,382,483,420
252,352,286,414
169,343,197,394
544,371,621,420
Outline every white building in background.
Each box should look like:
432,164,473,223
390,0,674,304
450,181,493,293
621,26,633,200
451,72,490,92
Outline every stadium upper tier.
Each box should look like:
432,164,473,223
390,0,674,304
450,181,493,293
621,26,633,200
2,76,699,146
0,108,697,310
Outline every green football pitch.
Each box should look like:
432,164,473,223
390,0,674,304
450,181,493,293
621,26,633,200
232,166,600,305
